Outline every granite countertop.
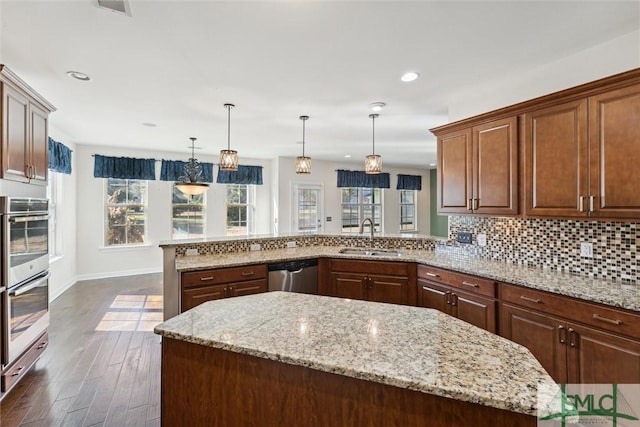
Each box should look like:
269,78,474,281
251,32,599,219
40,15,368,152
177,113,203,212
175,245,640,312
154,291,557,416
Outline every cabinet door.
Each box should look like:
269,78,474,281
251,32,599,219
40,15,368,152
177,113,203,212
2,84,30,182
589,83,640,218
452,290,497,333
182,284,227,311
500,303,567,383
567,322,640,384
523,99,588,217
368,274,409,305
228,279,267,298
29,102,48,183
472,117,518,215
417,279,451,314
330,272,366,301
437,128,472,214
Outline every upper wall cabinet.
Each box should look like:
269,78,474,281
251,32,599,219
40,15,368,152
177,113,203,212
436,117,518,216
1,65,56,185
432,67,640,221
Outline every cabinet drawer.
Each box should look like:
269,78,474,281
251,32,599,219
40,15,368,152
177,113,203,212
2,332,48,392
501,283,640,339
329,259,408,276
182,264,267,288
417,264,496,297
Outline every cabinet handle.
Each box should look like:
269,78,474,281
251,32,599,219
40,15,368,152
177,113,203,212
200,276,214,281
558,325,566,344
241,271,255,277
593,313,622,326
445,291,451,305
424,272,439,278
467,199,473,211
451,293,457,306
32,165,37,179
37,341,48,350
461,281,479,288
11,366,25,376
25,165,30,178
578,196,585,212
589,195,595,212
568,328,577,348
228,286,233,294
520,295,542,304
472,198,479,210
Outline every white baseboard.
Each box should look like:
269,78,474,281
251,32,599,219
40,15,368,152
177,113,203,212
49,277,78,302
75,267,163,282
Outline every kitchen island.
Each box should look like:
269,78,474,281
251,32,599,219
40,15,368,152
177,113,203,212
154,292,556,426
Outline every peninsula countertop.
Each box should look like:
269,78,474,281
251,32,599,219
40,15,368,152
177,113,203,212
154,291,557,416
173,245,640,312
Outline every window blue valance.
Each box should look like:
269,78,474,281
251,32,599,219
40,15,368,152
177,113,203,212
93,155,156,180
396,174,422,191
159,160,214,183
336,170,390,189
48,137,72,174
216,165,263,185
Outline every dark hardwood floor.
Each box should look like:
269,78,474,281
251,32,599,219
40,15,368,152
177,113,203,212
0,273,163,427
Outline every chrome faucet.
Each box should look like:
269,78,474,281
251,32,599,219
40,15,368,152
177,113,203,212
359,218,375,248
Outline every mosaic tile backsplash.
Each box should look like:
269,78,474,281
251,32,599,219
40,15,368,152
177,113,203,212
448,216,639,283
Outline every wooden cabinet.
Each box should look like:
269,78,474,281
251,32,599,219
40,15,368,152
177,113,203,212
436,116,518,215
180,264,267,312
1,66,55,185
326,259,415,306
500,283,640,384
417,265,497,332
1,332,48,393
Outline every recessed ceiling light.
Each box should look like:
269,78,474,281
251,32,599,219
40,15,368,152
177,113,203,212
142,122,158,127
66,71,91,81
400,72,419,82
369,102,386,112
344,154,352,158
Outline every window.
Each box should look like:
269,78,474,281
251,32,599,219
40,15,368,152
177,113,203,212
399,190,417,231
171,185,205,239
341,187,383,233
46,172,63,257
226,184,255,236
105,179,148,246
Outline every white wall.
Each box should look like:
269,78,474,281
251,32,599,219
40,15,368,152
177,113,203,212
275,157,431,235
75,144,272,280
447,30,640,121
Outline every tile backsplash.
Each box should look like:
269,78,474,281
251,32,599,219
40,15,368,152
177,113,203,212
448,216,638,283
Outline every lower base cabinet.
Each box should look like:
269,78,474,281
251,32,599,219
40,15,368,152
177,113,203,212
1,331,49,394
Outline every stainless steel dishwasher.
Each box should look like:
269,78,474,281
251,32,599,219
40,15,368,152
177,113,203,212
268,259,318,294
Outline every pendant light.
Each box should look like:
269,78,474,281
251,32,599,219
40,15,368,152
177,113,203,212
219,103,239,171
365,113,382,174
295,115,311,174
176,137,209,196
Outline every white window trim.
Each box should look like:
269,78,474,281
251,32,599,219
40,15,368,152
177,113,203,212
291,182,324,233
104,179,149,247
226,184,256,236
399,189,418,232
171,184,206,240
340,187,384,234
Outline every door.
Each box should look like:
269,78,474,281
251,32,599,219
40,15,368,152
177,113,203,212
292,184,323,233
500,303,567,383
472,117,518,215
29,102,48,183
331,272,366,301
437,128,472,214
182,284,227,311
523,99,588,217
417,279,450,314
228,280,268,298
2,84,30,182
368,274,408,305
452,290,496,333
589,83,640,218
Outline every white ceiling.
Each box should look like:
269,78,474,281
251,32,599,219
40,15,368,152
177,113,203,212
1,1,638,169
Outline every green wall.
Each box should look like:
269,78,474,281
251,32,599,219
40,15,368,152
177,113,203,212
429,169,448,237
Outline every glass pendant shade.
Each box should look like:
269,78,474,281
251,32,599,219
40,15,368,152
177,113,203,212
176,137,209,195
219,149,239,171
220,103,238,171
295,156,312,174
365,113,382,174
295,115,311,174
364,154,382,174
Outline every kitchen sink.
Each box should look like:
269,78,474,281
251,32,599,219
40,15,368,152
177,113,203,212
338,248,402,257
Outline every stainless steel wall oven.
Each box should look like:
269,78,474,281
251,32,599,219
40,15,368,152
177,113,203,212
1,197,50,368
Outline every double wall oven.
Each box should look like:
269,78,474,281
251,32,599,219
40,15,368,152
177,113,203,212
1,197,49,369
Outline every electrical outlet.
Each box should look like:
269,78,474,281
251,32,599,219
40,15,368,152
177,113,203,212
185,248,199,256
477,233,487,247
326,216,332,222
286,241,297,248
250,243,261,251
457,232,472,244
580,242,593,258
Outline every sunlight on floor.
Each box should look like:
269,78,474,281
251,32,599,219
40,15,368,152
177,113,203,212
95,294,163,332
